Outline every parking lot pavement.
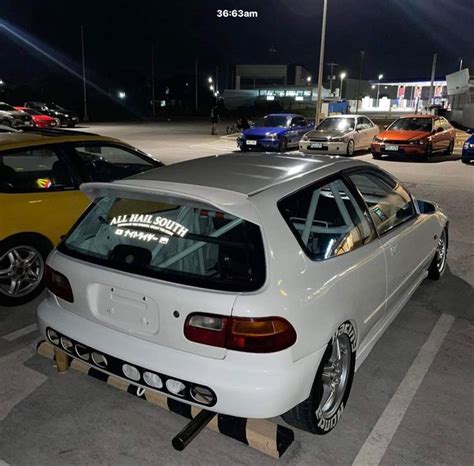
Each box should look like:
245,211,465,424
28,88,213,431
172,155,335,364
0,121,473,465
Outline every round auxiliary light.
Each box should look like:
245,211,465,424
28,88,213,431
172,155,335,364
74,344,91,361
143,371,163,389
166,379,185,396
190,386,215,406
47,328,60,345
60,336,73,352
91,352,108,369
122,363,141,381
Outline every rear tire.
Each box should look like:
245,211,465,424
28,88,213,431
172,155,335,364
1,119,11,127
282,322,356,434
444,140,454,155
0,236,52,307
428,228,448,280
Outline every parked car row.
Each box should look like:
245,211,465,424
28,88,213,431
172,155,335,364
0,101,78,129
238,113,460,162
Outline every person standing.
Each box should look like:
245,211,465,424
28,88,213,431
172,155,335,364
211,105,220,135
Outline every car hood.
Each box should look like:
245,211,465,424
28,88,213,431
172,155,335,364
34,115,55,121
379,130,430,141
243,127,287,137
305,129,350,139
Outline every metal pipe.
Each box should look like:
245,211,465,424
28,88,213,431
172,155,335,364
80,25,88,122
315,0,328,126
172,409,216,451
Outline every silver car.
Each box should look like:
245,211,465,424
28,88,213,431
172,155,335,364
300,115,379,156
0,102,33,128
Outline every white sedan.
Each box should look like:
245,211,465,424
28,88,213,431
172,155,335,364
299,115,380,156
38,153,448,434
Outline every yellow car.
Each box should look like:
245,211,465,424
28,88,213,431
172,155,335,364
0,129,162,306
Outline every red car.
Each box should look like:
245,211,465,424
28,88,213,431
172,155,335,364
14,106,59,128
371,115,456,161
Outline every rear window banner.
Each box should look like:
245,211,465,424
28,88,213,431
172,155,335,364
109,214,189,239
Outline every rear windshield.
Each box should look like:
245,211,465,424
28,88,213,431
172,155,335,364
59,196,266,292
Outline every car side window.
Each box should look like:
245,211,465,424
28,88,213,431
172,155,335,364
72,143,156,182
291,117,305,127
278,178,375,261
360,117,373,128
348,170,416,236
0,146,78,193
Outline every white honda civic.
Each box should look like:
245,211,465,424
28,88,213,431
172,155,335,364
37,153,448,434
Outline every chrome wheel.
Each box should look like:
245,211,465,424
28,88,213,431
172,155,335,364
436,230,447,273
318,333,351,418
0,245,44,297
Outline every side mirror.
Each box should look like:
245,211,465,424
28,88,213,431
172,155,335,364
383,124,388,130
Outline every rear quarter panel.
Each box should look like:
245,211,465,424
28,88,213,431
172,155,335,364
0,191,90,244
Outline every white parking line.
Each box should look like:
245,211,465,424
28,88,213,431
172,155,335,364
353,313,454,466
2,323,38,341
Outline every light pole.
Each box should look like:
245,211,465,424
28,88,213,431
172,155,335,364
339,72,346,99
307,75,312,86
376,73,383,107
80,25,88,122
327,62,338,95
355,50,365,114
151,43,155,117
315,0,328,126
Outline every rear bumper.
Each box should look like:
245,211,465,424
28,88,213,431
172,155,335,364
37,298,325,418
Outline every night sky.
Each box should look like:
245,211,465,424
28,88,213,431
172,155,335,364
1,0,473,108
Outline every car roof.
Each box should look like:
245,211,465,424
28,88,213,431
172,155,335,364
0,130,123,151
266,113,303,118
123,153,368,197
397,114,437,119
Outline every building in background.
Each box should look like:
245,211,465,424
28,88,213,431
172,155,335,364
446,68,474,128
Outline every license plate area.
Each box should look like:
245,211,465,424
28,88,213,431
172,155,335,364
309,143,323,149
386,144,399,151
89,284,159,336
246,140,257,145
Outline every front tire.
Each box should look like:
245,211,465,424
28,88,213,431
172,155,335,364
278,137,288,153
428,228,448,280
346,140,355,156
282,322,356,434
424,143,433,161
0,236,52,306
444,140,454,155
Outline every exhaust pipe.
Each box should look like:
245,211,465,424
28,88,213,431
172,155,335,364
172,409,216,451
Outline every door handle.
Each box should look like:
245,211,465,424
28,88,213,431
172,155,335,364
389,244,399,256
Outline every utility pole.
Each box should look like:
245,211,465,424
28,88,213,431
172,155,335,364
215,65,219,103
195,57,198,113
327,62,338,95
355,50,365,114
315,0,328,126
80,25,88,122
151,43,156,117
428,52,437,110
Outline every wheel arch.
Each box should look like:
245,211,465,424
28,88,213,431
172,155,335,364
0,232,54,252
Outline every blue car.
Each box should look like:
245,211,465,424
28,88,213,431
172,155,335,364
462,131,474,164
238,113,314,152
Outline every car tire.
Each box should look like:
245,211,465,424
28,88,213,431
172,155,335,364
67,123,76,128
346,140,355,156
282,322,356,434
279,137,288,153
240,145,249,152
372,152,382,160
428,227,448,280
1,119,11,127
424,143,433,161
444,140,454,155
0,235,53,307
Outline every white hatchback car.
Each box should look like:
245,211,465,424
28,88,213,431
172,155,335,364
38,153,448,434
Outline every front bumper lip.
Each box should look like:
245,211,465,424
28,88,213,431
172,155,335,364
299,140,347,154
238,138,280,150
371,142,426,155
38,298,325,418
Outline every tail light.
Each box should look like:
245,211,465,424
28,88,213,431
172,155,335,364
45,265,74,302
184,313,296,353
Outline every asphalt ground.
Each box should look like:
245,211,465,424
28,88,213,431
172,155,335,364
0,121,473,465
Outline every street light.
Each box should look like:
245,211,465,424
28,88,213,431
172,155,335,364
118,91,126,99
307,76,312,84
208,77,213,83
340,72,347,99
209,84,214,91
376,73,384,107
